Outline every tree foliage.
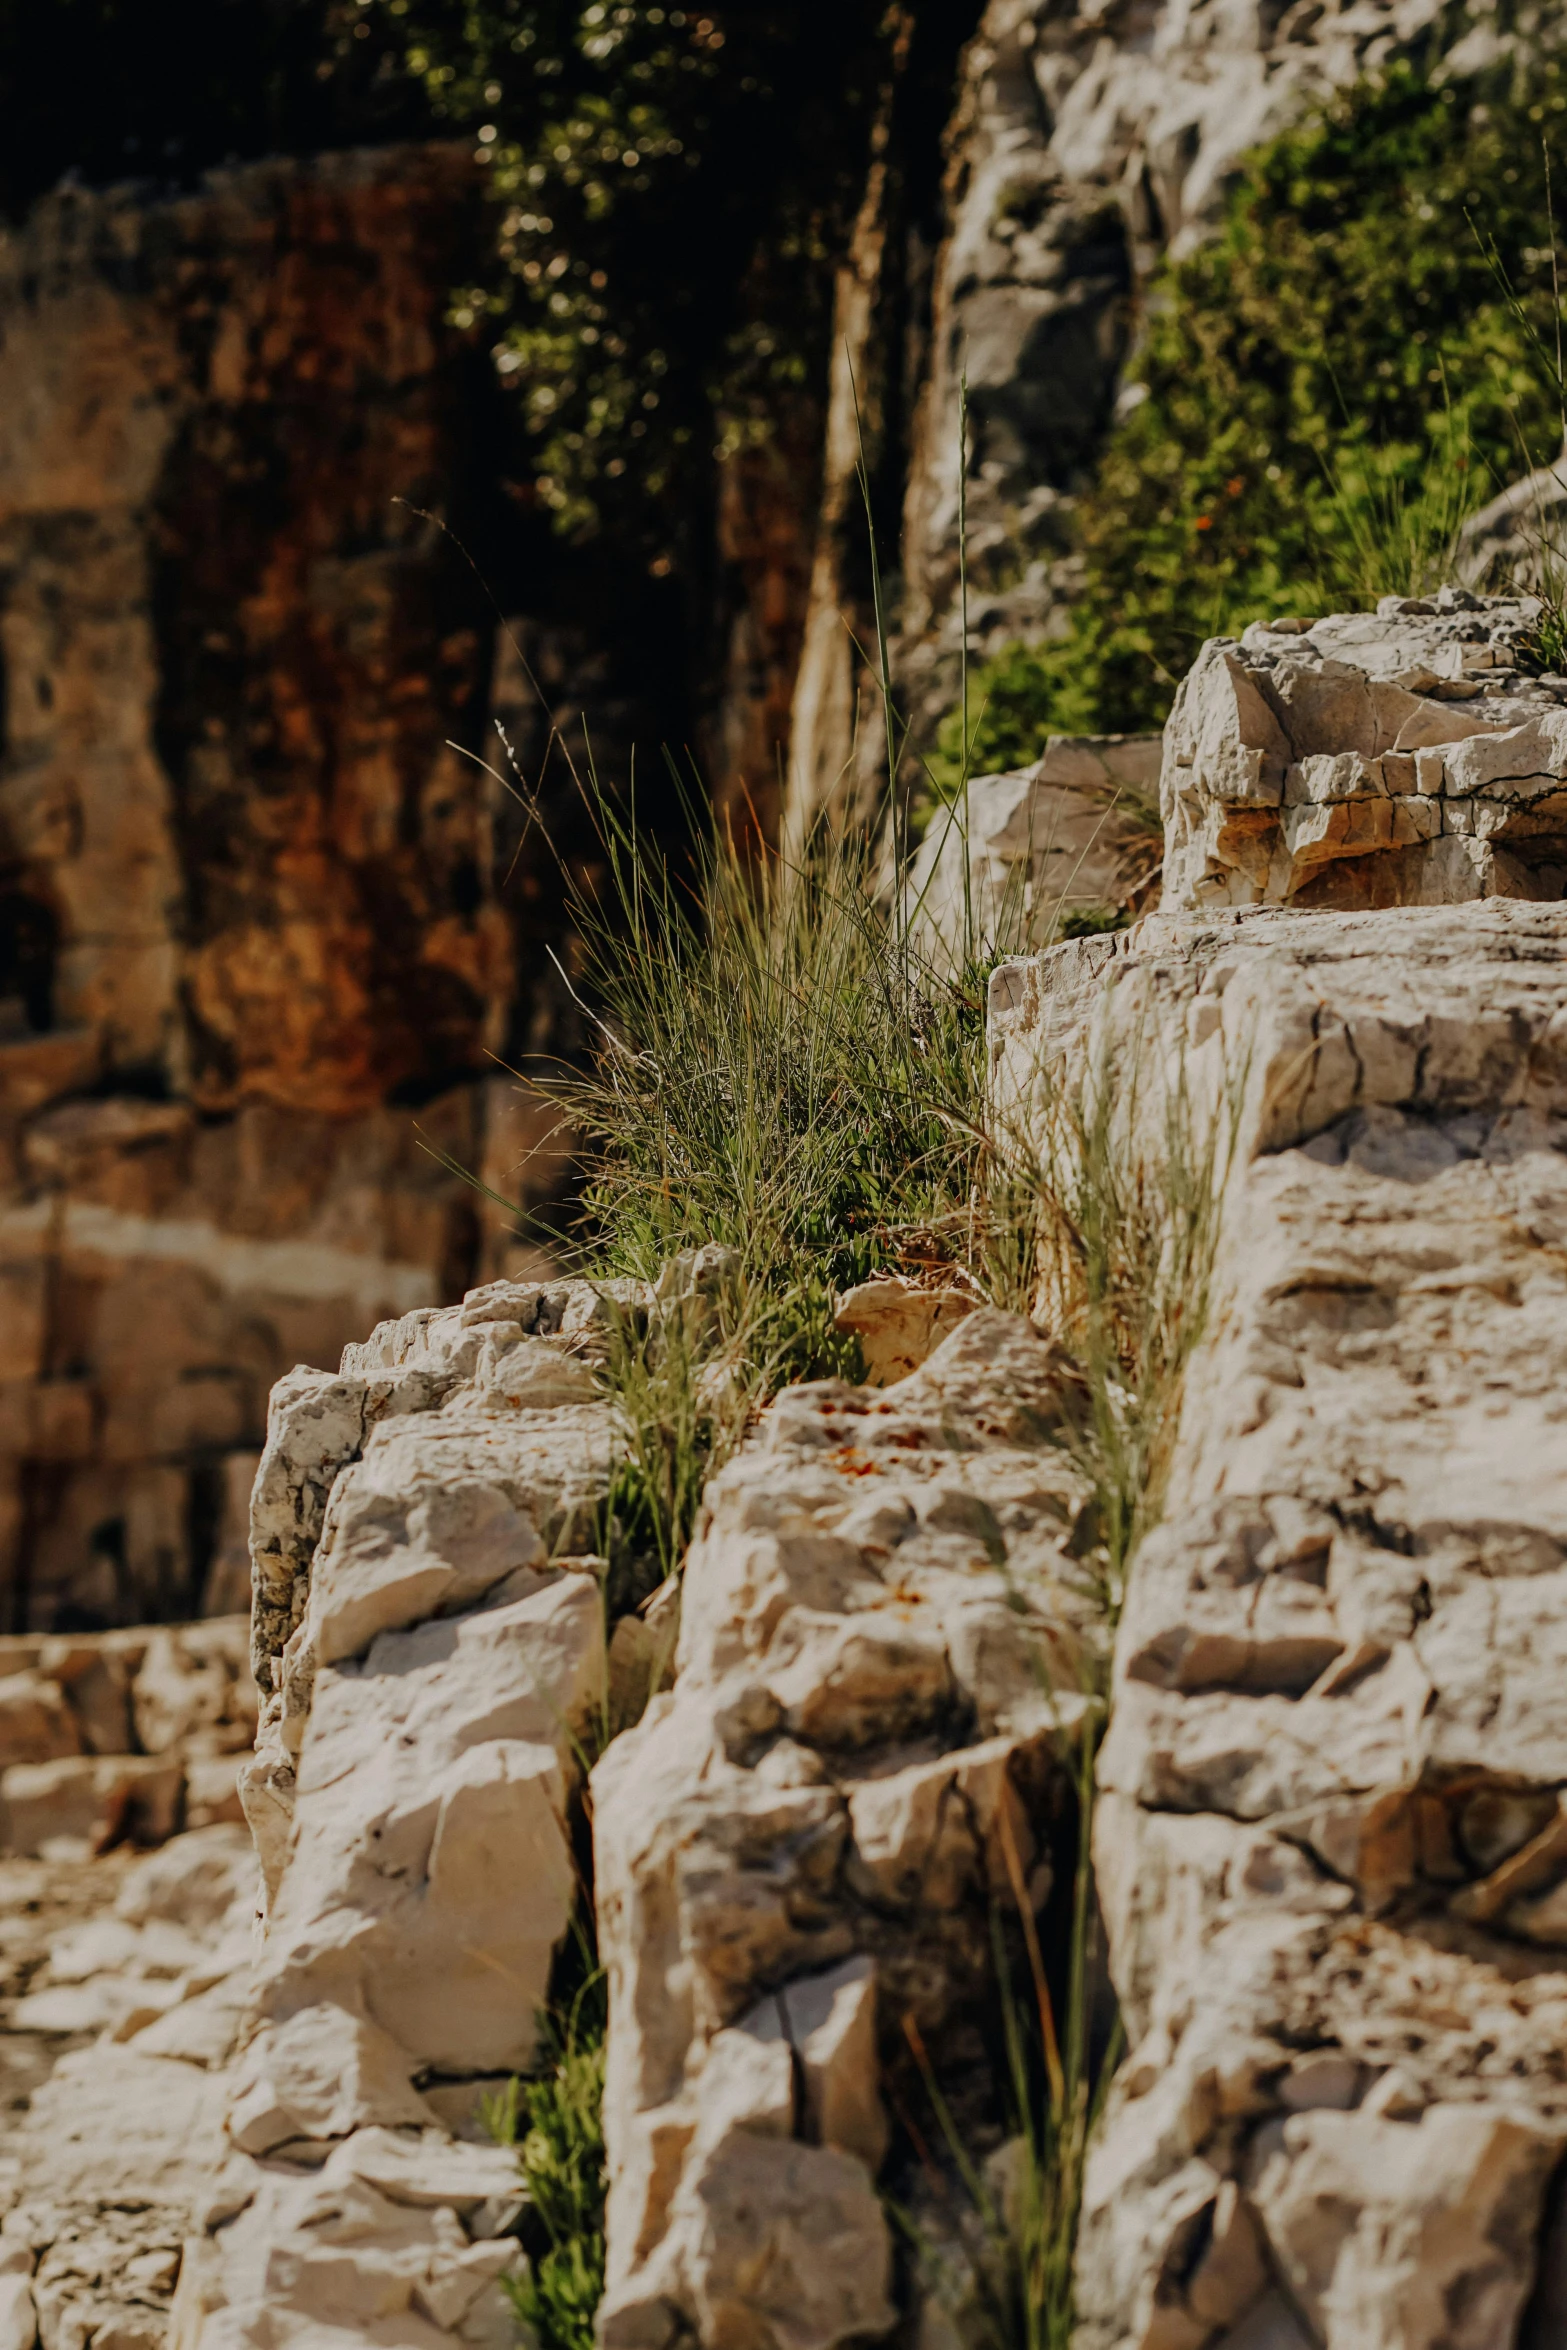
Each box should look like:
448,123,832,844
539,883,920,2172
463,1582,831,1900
938,57,1567,769
370,1,975,555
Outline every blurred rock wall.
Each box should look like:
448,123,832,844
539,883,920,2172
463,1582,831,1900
895,0,1555,734
0,145,538,1631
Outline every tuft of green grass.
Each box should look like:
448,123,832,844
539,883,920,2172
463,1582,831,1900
598,1252,764,1587
487,1964,609,2350
529,765,995,1331
1017,1033,1238,1627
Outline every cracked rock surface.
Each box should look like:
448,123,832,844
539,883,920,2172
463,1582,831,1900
1161,594,1567,913
592,1311,1100,2350
175,1276,628,2350
993,896,1567,2350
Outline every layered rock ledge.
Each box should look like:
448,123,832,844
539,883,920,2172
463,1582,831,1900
993,896,1567,2349
1162,594,1567,912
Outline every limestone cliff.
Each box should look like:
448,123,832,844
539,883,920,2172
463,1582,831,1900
0,600,1562,2350
0,146,539,1631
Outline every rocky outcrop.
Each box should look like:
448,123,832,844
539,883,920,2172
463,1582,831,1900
991,891,1567,2348
173,1274,627,2349
0,145,535,1633
907,731,1162,968
592,1310,1101,2350
1160,593,1567,912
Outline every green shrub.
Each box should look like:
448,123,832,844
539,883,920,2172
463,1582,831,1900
371,2,976,553
488,1968,609,2350
937,58,1567,750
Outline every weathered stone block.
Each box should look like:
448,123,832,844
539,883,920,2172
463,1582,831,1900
1162,596,1567,912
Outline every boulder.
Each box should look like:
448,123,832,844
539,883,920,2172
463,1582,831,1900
131,1625,257,1759
1160,595,1567,911
0,1756,182,1855
831,1278,977,1386
171,1276,628,2346
0,1677,80,1770
593,1309,1098,2349
905,736,1162,970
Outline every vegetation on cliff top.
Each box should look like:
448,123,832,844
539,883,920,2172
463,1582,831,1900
940,56,1567,771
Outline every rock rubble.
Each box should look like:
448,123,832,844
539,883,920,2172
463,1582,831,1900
0,1620,255,1856
1,1825,259,2350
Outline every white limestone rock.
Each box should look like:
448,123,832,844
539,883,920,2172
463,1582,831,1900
904,737,1163,968
0,2277,34,2350
251,1569,602,2074
173,2159,519,2346
594,1309,1099,2350
830,1278,976,1386
990,898,1567,2347
19,2045,228,2211
177,1270,631,2345
227,2009,439,2154
1160,595,1567,912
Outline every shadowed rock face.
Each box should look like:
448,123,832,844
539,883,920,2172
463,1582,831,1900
0,147,536,1630
1,143,503,1114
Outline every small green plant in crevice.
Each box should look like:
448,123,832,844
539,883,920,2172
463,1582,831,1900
969,1019,1238,1627
598,1274,755,1592
486,1955,609,2350
900,1715,1119,2350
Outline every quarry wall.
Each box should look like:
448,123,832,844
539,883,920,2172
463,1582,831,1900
0,145,545,1632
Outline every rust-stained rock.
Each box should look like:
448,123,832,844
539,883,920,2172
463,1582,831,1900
0,147,536,1631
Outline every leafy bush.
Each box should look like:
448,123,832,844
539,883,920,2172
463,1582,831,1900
939,58,1567,751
